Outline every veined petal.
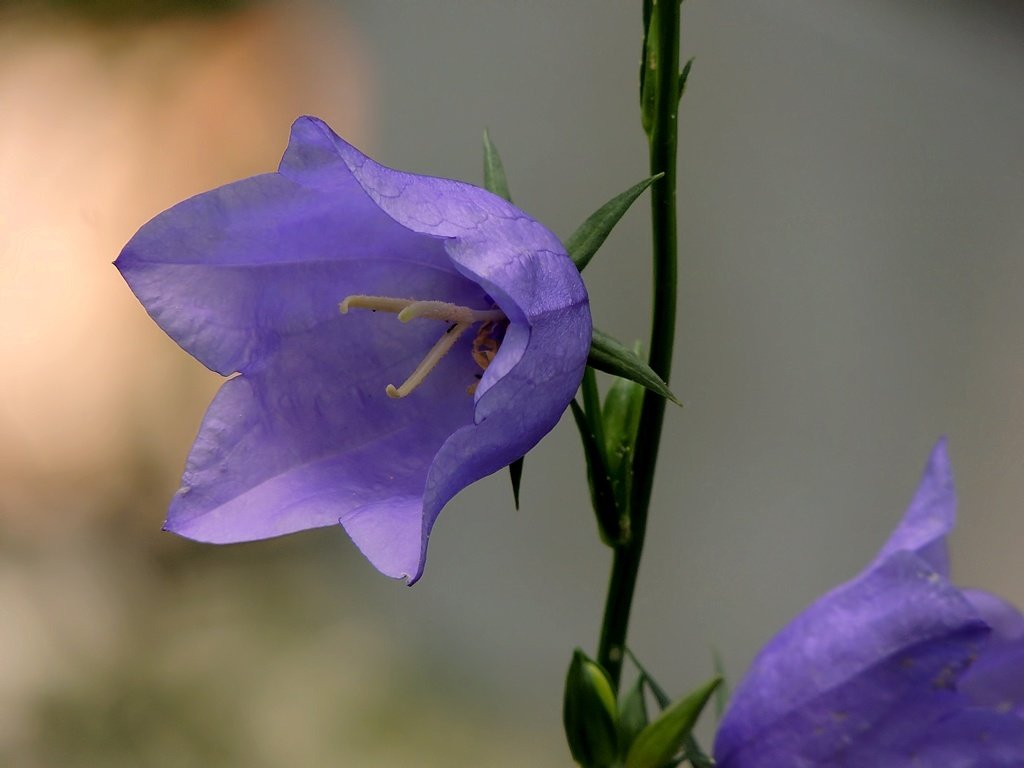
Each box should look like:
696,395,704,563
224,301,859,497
714,552,989,767
164,314,481,579
116,170,464,376
715,441,1024,766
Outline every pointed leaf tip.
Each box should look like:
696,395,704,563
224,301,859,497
625,677,722,768
678,57,694,102
588,328,680,405
508,456,524,510
482,129,512,203
567,175,663,271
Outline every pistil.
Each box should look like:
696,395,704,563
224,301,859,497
340,294,507,399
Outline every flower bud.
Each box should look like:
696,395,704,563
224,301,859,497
563,649,619,768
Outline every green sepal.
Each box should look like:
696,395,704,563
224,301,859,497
602,366,644,522
482,128,512,202
569,400,623,546
566,175,661,272
564,650,620,768
589,329,680,405
624,677,722,768
508,456,524,510
617,675,649,760
677,57,694,103
602,364,644,474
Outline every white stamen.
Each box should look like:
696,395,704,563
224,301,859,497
386,322,472,399
340,294,508,399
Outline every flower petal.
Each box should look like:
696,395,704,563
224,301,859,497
959,589,1024,714
872,437,955,576
901,707,1024,766
417,305,590,579
116,158,461,377
164,312,482,579
963,589,1024,643
714,551,989,768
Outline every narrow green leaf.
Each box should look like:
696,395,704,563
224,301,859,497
566,175,661,271
482,128,512,202
625,677,722,768
589,328,680,405
618,676,649,760
677,57,694,102
569,400,623,546
508,456,524,510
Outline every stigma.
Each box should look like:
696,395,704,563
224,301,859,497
340,295,507,399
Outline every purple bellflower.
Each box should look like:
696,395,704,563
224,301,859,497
714,439,1024,767
116,116,590,583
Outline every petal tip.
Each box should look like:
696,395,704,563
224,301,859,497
926,435,952,479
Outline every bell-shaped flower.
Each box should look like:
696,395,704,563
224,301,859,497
116,116,591,583
714,439,1024,767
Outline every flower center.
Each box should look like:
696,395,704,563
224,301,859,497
339,295,508,399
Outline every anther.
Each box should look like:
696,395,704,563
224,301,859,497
339,296,412,315
397,300,504,324
339,295,504,325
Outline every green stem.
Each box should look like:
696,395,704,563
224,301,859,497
597,0,680,689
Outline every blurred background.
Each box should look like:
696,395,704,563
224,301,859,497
2,0,1023,764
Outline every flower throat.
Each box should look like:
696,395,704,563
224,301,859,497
340,295,507,399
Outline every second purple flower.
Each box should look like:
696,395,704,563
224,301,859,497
714,440,1024,766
